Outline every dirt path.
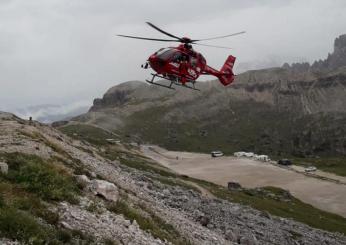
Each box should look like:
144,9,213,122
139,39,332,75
141,145,346,218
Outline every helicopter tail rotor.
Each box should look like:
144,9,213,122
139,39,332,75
218,55,236,86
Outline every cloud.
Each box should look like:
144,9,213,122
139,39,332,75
13,100,92,123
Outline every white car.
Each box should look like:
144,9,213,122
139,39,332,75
211,151,223,157
305,166,317,172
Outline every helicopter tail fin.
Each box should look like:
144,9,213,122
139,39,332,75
218,55,236,86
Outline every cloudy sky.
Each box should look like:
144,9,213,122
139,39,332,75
1,0,346,112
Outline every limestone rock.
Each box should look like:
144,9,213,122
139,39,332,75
0,162,8,174
90,179,119,202
76,175,91,186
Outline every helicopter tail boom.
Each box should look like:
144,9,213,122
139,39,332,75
218,55,236,86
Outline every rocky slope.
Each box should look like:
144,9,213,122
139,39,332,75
71,34,346,158
1,112,346,244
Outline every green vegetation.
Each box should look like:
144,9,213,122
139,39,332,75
60,124,118,146
98,142,346,235
108,200,190,245
57,114,346,235
118,103,346,177
293,156,346,177
0,204,95,244
0,152,97,243
19,130,70,158
1,153,79,203
0,207,53,243
120,102,295,155
185,177,346,235
102,147,200,192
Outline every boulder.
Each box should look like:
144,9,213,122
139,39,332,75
225,229,239,241
0,162,8,175
198,215,210,226
90,179,119,202
75,175,91,187
227,181,242,190
239,234,258,245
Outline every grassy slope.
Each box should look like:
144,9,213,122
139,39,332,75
117,101,346,177
58,124,346,235
60,124,119,146
0,152,95,244
293,157,346,177
107,200,191,245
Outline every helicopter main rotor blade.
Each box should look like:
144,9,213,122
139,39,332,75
117,34,179,42
146,22,182,41
194,43,233,49
191,31,246,42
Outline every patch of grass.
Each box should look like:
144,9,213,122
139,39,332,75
103,149,176,177
86,202,101,214
50,155,91,177
102,148,200,192
12,195,59,225
120,157,177,178
59,124,118,146
0,207,52,243
0,195,4,208
0,183,95,244
102,238,119,245
186,177,346,235
108,200,190,245
293,156,346,177
0,205,96,244
19,130,70,158
1,152,79,203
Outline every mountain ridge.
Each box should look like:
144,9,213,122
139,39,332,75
69,34,346,159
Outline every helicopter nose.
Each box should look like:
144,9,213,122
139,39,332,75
149,55,165,70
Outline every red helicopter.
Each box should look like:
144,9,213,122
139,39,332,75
118,22,245,91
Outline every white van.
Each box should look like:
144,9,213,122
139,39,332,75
305,166,317,172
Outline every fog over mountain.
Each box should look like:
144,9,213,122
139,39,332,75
1,0,346,112
12,100,91,123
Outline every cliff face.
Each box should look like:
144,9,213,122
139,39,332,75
283,34,346,73
73,35,346,157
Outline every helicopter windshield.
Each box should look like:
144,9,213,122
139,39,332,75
156,48,175,60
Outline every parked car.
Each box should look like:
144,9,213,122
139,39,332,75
305,166,317,172
277,159,292,166
255,155,270,162
211,151,224,157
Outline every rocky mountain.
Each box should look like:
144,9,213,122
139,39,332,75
283,34,346,73
1,111,346,244
71,34,346,158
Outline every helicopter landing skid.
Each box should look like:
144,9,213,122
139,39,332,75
145,73,200,91
145,74,175,90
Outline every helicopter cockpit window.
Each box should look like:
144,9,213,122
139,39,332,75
155,48,168,56
156,49,175,60
190,57,197,67
174,54,188,63
172,53,183,62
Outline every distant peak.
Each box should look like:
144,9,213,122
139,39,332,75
334,34,346,52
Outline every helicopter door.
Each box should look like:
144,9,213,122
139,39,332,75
169,52,183,71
